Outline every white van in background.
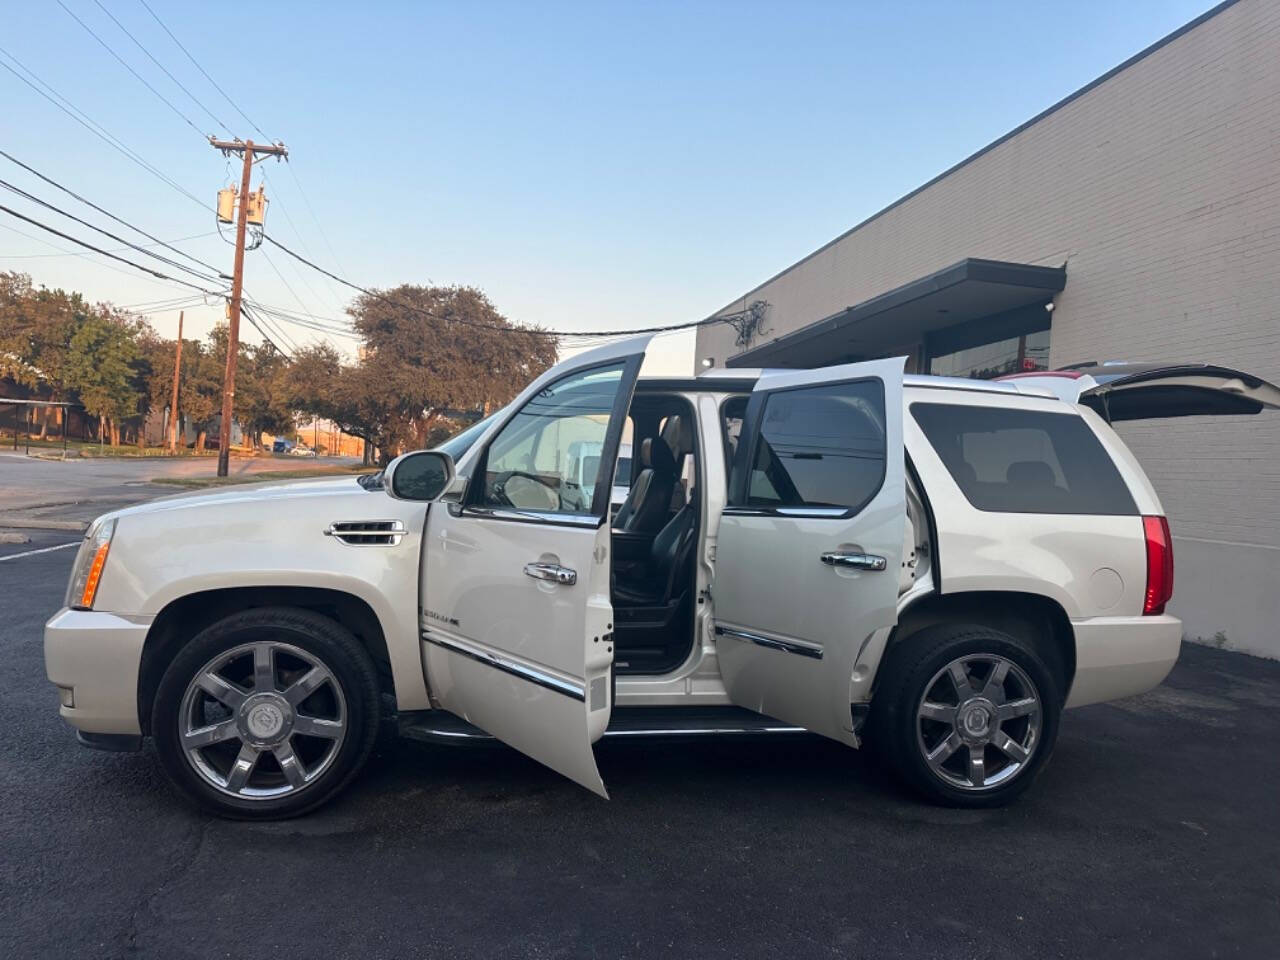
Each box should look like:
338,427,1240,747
566,440,631,514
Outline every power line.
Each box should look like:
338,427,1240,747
137,0,272,142
240,302,295,358
0,204,220,293
242,298,353,329
263,234,733,340
108,5,319,355
89,0,232,135
118,291,218,311
0,177,223,283
0,220,215,292
260,168,346,314
283,158,349,290
0,48,208,211
0,149,220,273
0,229,214,259
56,0,208,139
244,299,361,340
260,246,326,323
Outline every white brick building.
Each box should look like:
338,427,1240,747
695,0,1280,657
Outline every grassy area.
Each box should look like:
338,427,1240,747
1,434,221,458
150,466,369,489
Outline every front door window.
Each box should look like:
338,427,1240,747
477,362,625,516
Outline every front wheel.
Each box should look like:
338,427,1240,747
152,607,381,820
869,623,1062,807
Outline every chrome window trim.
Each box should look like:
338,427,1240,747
422,631,587,701
462,506,603,529
714,624,825,660
721,505,852,520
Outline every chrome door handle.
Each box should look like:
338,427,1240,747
524,562,578,585
820,552,887,571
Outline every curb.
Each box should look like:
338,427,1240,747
0,517,88,532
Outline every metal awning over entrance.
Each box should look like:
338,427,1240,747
727,258,1066,368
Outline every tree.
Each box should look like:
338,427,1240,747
314,284,557,463
237,341,295,448
1,272,89,437
64,311,142,445
179,339,223,452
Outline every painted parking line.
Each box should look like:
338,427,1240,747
0,541,80,563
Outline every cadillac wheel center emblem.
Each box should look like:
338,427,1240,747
246,701,286,740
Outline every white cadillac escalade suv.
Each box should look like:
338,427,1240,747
43,339,1280,818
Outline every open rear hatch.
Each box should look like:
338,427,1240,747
1001,362,1280,421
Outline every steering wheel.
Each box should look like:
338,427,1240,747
491,470,561,511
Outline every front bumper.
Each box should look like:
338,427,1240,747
1065,613,1182,708
44,608,151,735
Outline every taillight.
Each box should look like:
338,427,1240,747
1142,515,1174,615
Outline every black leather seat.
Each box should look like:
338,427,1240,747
613,501,698,607
613,433,679,533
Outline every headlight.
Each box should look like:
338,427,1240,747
66,517,116,610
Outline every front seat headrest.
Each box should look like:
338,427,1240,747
1006,460,1055,489
641,435,677,476
660,415,692,457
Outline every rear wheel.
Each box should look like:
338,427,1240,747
869,623,1061,807
152,607,380,820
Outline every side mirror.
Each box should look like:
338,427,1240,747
383,450,456,502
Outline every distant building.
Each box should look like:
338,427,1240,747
695,0,1280,657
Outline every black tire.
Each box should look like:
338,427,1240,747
152,607,381,820
868,622,1062,808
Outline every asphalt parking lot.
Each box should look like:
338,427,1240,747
2,543,1278,959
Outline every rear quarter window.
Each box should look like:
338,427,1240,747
910,402,1137,515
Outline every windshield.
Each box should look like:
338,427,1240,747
434,411,501,461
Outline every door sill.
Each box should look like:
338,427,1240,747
399,706,808,745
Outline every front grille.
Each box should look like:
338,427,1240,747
324,520,406,546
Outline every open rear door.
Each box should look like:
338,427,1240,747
420,337,648,795
712,358,906,744
1001,363,1280,421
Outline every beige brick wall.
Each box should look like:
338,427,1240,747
695,0,1280,651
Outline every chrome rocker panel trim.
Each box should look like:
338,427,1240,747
714,624,825,660
422,631,586,702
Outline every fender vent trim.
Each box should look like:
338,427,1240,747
324,520,406,546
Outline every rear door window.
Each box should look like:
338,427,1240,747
911,402,1136,515
735,380,886,513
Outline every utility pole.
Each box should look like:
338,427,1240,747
209,137,287,476
169,310,183,454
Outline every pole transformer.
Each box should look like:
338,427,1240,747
208,137,287,476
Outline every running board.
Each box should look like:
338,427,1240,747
399,706,809,746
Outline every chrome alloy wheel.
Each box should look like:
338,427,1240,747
178,641,347,799
915,653,1042,792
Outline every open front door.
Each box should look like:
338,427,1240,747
420,338,649,795
712,358,906,744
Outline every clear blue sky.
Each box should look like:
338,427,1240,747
2,0,1218,373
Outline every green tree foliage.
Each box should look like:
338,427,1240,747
287,285,557,462
238,341,295,447
3,271,559,456
64,310,143,445
0,271,86,400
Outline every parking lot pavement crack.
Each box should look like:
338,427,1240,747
119,817,214,957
